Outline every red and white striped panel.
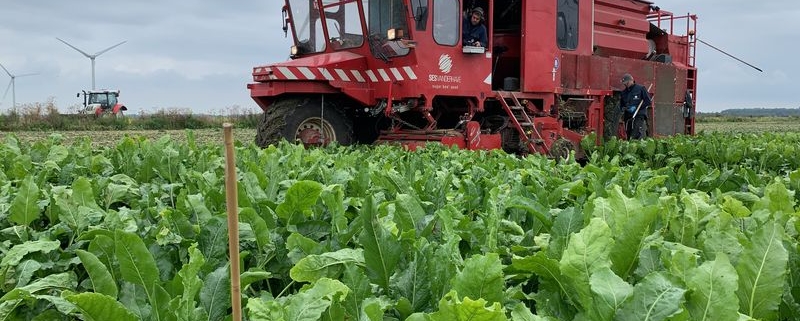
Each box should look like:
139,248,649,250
254,66,417,83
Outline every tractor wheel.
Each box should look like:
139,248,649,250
255,97,353,148
548,138,574,161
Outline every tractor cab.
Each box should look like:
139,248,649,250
79,89,127,117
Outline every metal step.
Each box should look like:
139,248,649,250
518,122,532,126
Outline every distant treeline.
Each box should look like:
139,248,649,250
0,100,260,131
699,108,800,117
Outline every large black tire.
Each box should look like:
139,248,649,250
603,94,622,141
255,97,353,148
548,138,574,161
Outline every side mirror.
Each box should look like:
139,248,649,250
282,5,289,37
76,93,80,97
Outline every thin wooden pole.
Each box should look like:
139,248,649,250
223,123,242,321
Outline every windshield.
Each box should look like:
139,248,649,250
89,93,116,106
365,0,411,58
288,0,324,53
323,0,365,50
287,0,410,57
288,0,366,54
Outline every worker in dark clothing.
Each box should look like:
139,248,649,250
619,73,652,139
462,7,488,48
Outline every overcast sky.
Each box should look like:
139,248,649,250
0,0,797,115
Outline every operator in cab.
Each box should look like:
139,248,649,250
462,7,488,48
619,73,652,140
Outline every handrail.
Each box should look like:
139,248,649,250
647,10,698,68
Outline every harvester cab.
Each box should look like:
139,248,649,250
79,89,127,117
250,0,698,156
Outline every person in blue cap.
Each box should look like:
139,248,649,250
462,7,488,48
619,73,652,139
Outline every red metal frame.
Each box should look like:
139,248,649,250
648,9,698,135
249,0,698,154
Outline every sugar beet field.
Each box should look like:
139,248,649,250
1,126,800,320
3,117,800,148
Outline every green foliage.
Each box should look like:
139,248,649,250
290,248,364,283
200,264,231,321
736,221,788,320
67,292,139,321
248,278,349,321
0,132,798,320
76,250,118,298
615,272,687,321
359,195,402,293
589,267,633,321
559,218,613,313
686,253,739,321
9,175,40,226
409,290,507,321
452,253,504,304
0,101,260,131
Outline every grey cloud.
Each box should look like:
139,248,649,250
1,1,797,113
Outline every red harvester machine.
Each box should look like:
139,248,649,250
249,0,697,156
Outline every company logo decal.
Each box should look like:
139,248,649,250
438,54,453,74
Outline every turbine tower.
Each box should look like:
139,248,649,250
0,63,38,110
56,37,126,90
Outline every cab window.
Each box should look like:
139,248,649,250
432,0,459,46
556,0,579,50
324,0,365,49
367,0,411,58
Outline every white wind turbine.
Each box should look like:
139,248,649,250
0,63,38,110
56,37,126,90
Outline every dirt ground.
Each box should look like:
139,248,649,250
695,121,800,133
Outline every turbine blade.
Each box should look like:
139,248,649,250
95,40,127,56
2,80,11,102
16,73,39,78
56,37,93,58
0,63,10,77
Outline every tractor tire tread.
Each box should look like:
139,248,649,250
255,97,353,148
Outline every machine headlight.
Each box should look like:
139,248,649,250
290,46,299,56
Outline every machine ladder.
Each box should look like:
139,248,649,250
496,92,548,154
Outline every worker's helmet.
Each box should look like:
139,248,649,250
472,7,485,18
621,73,634,83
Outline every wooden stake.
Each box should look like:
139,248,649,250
223,123,242,321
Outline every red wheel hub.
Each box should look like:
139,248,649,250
294,117,335,146
297,128,324,145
